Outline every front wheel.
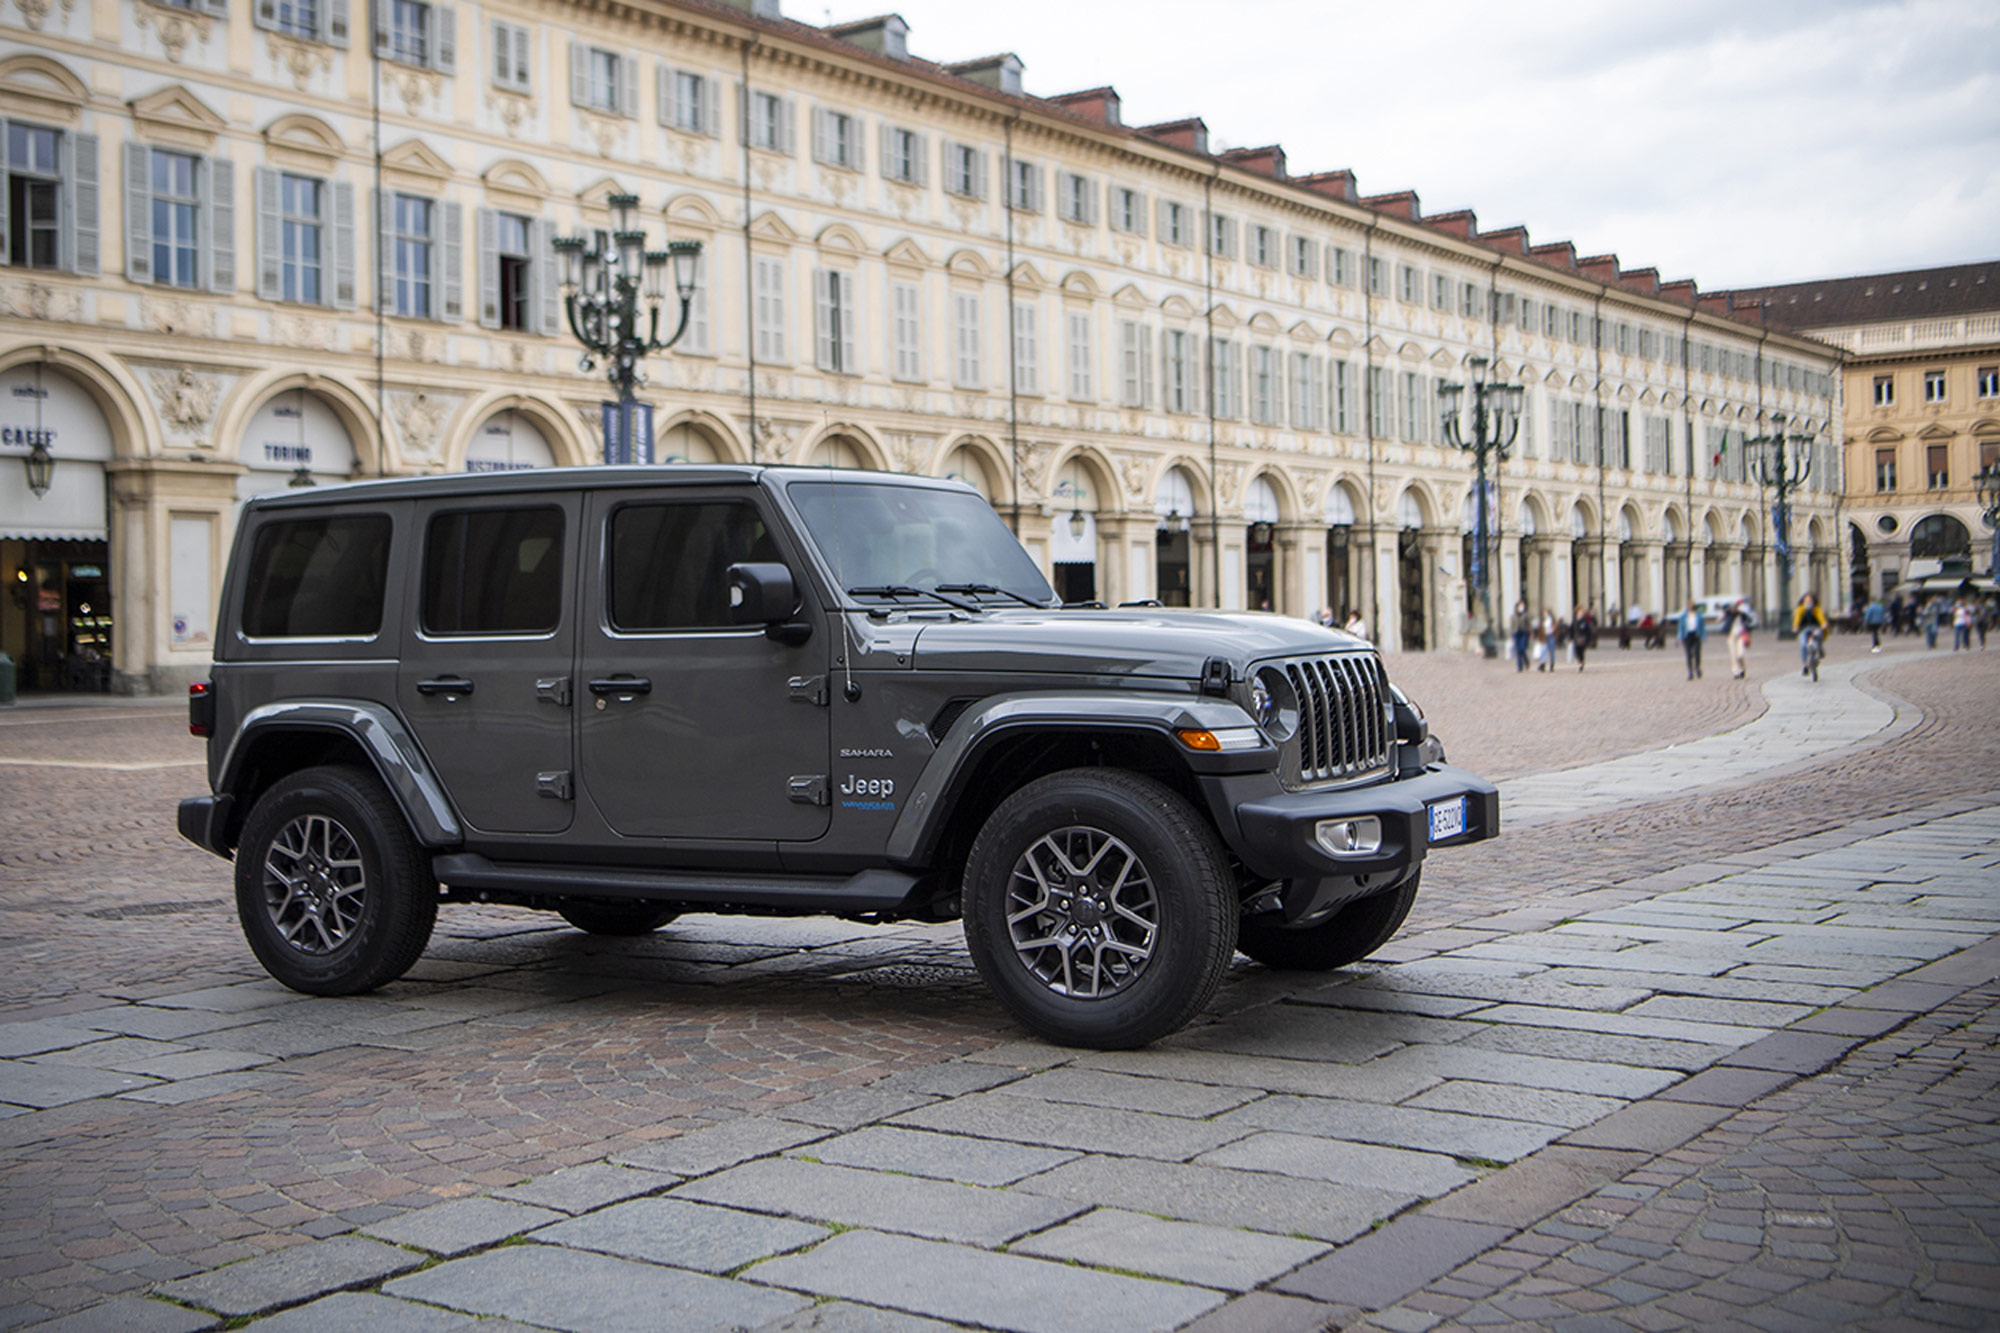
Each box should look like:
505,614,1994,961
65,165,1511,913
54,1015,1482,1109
1236,873,1420,972
962,769,1236,1049
234,765,437,995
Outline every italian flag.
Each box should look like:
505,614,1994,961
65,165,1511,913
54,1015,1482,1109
1712,431,1727,469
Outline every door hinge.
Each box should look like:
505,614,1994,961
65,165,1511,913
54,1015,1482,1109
788,674,828,707
788,774,828,806
537,770,573,801
536,676,572,707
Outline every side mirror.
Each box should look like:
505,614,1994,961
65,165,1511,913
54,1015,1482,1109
726,562,810,645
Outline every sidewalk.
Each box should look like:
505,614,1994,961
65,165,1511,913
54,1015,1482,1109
5,648,1996,1333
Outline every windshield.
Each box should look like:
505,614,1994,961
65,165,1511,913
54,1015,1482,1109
788,481,1055,604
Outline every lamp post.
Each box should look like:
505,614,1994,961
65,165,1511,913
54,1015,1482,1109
552,193,701,465
1747,413,1816,639
1977,462,2000,581
1437,356,1522,659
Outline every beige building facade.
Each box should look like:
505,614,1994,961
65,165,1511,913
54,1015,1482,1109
1727,262,1998,602
0,0,1843,694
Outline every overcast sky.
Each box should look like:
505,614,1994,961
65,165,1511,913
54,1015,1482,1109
821,0,1999,290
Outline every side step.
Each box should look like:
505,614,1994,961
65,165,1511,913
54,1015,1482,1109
432,853,920,913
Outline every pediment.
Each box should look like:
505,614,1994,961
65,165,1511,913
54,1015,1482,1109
1059,270,1100,298
816,222,866,253
884,238,930,270
128,85,228,148
1247,311,1283,334
0,55,86,123
1394,340,1426,363
1427,347,1456,369
1160,294,1197,319
946,248,991,277
665,192,721,227
263,113,344,171
579,177,641,216
1916,422,1955,441
483,159,550,205
1322,325,1353,349
1864,426,1903,443
382,138,452,185
1208,303,1240,331
1111,283,1148,308
1010,260,1047,289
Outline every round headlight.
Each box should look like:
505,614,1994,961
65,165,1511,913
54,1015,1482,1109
1251,666,1299,741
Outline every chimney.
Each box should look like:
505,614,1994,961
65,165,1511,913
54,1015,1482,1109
1617,266,1660,297
1138,117,1210,155
1221,145,1287,180
1426,208,1477,240
946,53,1025,97
1578,254,1620,284
1294,170,1358,202
1047,86,1122,127
826,14,909,61
1529,241,1578,272
1481,225,1529,255
1660,279,1698,305
1697,294,1731,317
1361,190,1420,221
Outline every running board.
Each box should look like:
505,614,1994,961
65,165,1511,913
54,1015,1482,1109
432,853,920,913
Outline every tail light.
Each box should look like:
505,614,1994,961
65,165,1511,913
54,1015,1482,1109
188,681,213,738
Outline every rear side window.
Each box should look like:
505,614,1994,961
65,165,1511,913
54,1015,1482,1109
424,506,565,635
608,500,777,631
239,514,393,639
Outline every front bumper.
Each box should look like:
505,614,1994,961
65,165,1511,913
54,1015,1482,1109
1201,761,1499,883
177,794,234,860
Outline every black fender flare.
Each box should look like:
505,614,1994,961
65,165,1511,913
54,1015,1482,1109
884,690,1271,865
217,700,463,848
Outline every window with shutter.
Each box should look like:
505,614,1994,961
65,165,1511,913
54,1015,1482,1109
752,254,785,362
892,281,921,381
814,269,857,373
1067,310,1091,400
491,20,530,92
953,292,981,389
1012,301,1038,396
4,120,64,271
1333,360,1352,434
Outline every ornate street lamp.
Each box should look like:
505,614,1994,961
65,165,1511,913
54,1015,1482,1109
554,193,702,465
1437,356,1523,658
1977,461,2000,581
1747,413,1817,639
21,362,52,499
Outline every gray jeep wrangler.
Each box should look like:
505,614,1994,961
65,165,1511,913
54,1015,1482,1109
180,466,1498,1048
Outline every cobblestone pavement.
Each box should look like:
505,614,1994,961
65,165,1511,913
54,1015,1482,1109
0,633,1994,1331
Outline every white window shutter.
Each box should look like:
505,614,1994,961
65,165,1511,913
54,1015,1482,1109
440,201,462,321
123,142,152,284
207,155,234,293
911,133,928,186
778,98,796,154
432,6,456,73
254,166,280,300
61,132,97,276
568,39,587,107
879,122,895,176
618,55,637,119
811,107,829,165
813,268,833,370
698,76,717,137
534,217,559,335
254,0,278,32
325,0,349,47
476,206,498,329
971,149,987,198
838,271,857,373
373,0,391,58
656,65,671,125
373,188,389,313
849,118,864,173
331,180,356,309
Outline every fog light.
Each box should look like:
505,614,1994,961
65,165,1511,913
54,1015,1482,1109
1315,816,1382,857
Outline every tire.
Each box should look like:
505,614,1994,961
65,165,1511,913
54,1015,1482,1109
962,769,1237,1050
556,901,680,936
234,765,437,996
1236,872,1420,972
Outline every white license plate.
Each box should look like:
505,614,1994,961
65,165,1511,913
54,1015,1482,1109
1427,798,1467,842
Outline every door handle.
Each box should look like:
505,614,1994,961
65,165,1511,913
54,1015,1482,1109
416,676,475,697
588,676,651,696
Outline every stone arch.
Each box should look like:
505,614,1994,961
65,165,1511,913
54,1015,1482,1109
1160,293,1197,319
483,159,551,200
1618,500,1646,542
799,421,887,471
262,113,344,170
0,54,89,118
451,389,592,470
1568,495,1597,539
884,237,930,270
1243,467,1297,522
1058,270,1101,298
216,368,383,476
1154,456,1213,517
1324,474,1365,526
1516,489,1552,537
815,221,866,254
665,192,725,227
936,433,1008,503
945,248,992,277
0,344,151,462
1048,444,1118,516
1396,479,1440,530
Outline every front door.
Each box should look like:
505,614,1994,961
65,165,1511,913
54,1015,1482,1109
398,497,579,836
575,489,830,842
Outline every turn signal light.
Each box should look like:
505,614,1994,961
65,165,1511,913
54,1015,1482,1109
1175,728,1222,752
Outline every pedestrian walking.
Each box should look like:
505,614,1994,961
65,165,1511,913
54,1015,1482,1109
1922,598,1941,649
1676,600,1706,679
1722,598,1753,678
1342,608,1368,640
1862,596,1887,652
1510,600,1532,672
1952,597,1973,650
1793,593,1828,676
1536,609,1559,671
1315,606,1335,628
1570,607,1596,672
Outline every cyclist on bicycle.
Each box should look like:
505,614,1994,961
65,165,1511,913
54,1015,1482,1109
1793,592,1828,678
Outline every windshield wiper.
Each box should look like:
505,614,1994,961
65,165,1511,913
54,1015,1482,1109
846,584,981,613
934,582,1047,608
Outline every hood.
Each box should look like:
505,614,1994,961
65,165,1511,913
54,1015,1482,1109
908,608,1367,680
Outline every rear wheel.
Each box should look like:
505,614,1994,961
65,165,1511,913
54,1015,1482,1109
234,765,437,995
1236,873,1419,971
962,769,1236,1049
556,901,680,936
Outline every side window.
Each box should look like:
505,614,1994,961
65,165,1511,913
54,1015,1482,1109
608,500,776,631
422,506,563,634
240,514,393,638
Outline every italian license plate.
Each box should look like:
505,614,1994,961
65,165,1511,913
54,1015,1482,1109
1427,797,1467,843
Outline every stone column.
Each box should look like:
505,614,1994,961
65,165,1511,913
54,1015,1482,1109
105,457,244,696
1640,539,1667,619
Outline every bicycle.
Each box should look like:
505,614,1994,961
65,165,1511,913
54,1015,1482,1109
1801,626,1824,682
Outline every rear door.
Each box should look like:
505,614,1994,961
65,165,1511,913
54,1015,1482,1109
574,487,830,842
397,496,579,836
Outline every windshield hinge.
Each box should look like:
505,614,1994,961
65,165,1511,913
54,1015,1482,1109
789,674,829,707
536,770,573,801
1200,657,1233,698
535,676,572,707
789,774,829,806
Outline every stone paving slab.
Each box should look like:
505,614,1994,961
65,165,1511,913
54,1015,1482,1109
1365,1042,1681,1100
531,1197,828,1273
1165,1006,1483,1063
116,1069,293,1105
1219,1094,1566,1163
1074,1047,1442,1103
17,1297,217,1332
384,1244,811,1332
156,1236,421,1319
1014,1154,1412,1243
238,1291,473,1331
991,1067,1259,1119
1403,1079,1627,1130
611,1117,831,1179
1274,1214,1516,1308
797,1125,1079,1187
1010,1207,1327,1291
359,1197,563,1256
889,1089,1250,1160
1195,1131,1476,1196
746,1229,1224,1333
1457,1023,1735,1071
490,1162,677,1214
0,1021,109,1058
673,1157,1081,1247
755,1301,963,1333
44,1005,264,1042
771,1086,938,1130
0,1060,157,1108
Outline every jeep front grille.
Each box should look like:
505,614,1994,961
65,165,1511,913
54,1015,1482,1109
1281,654,1393,787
